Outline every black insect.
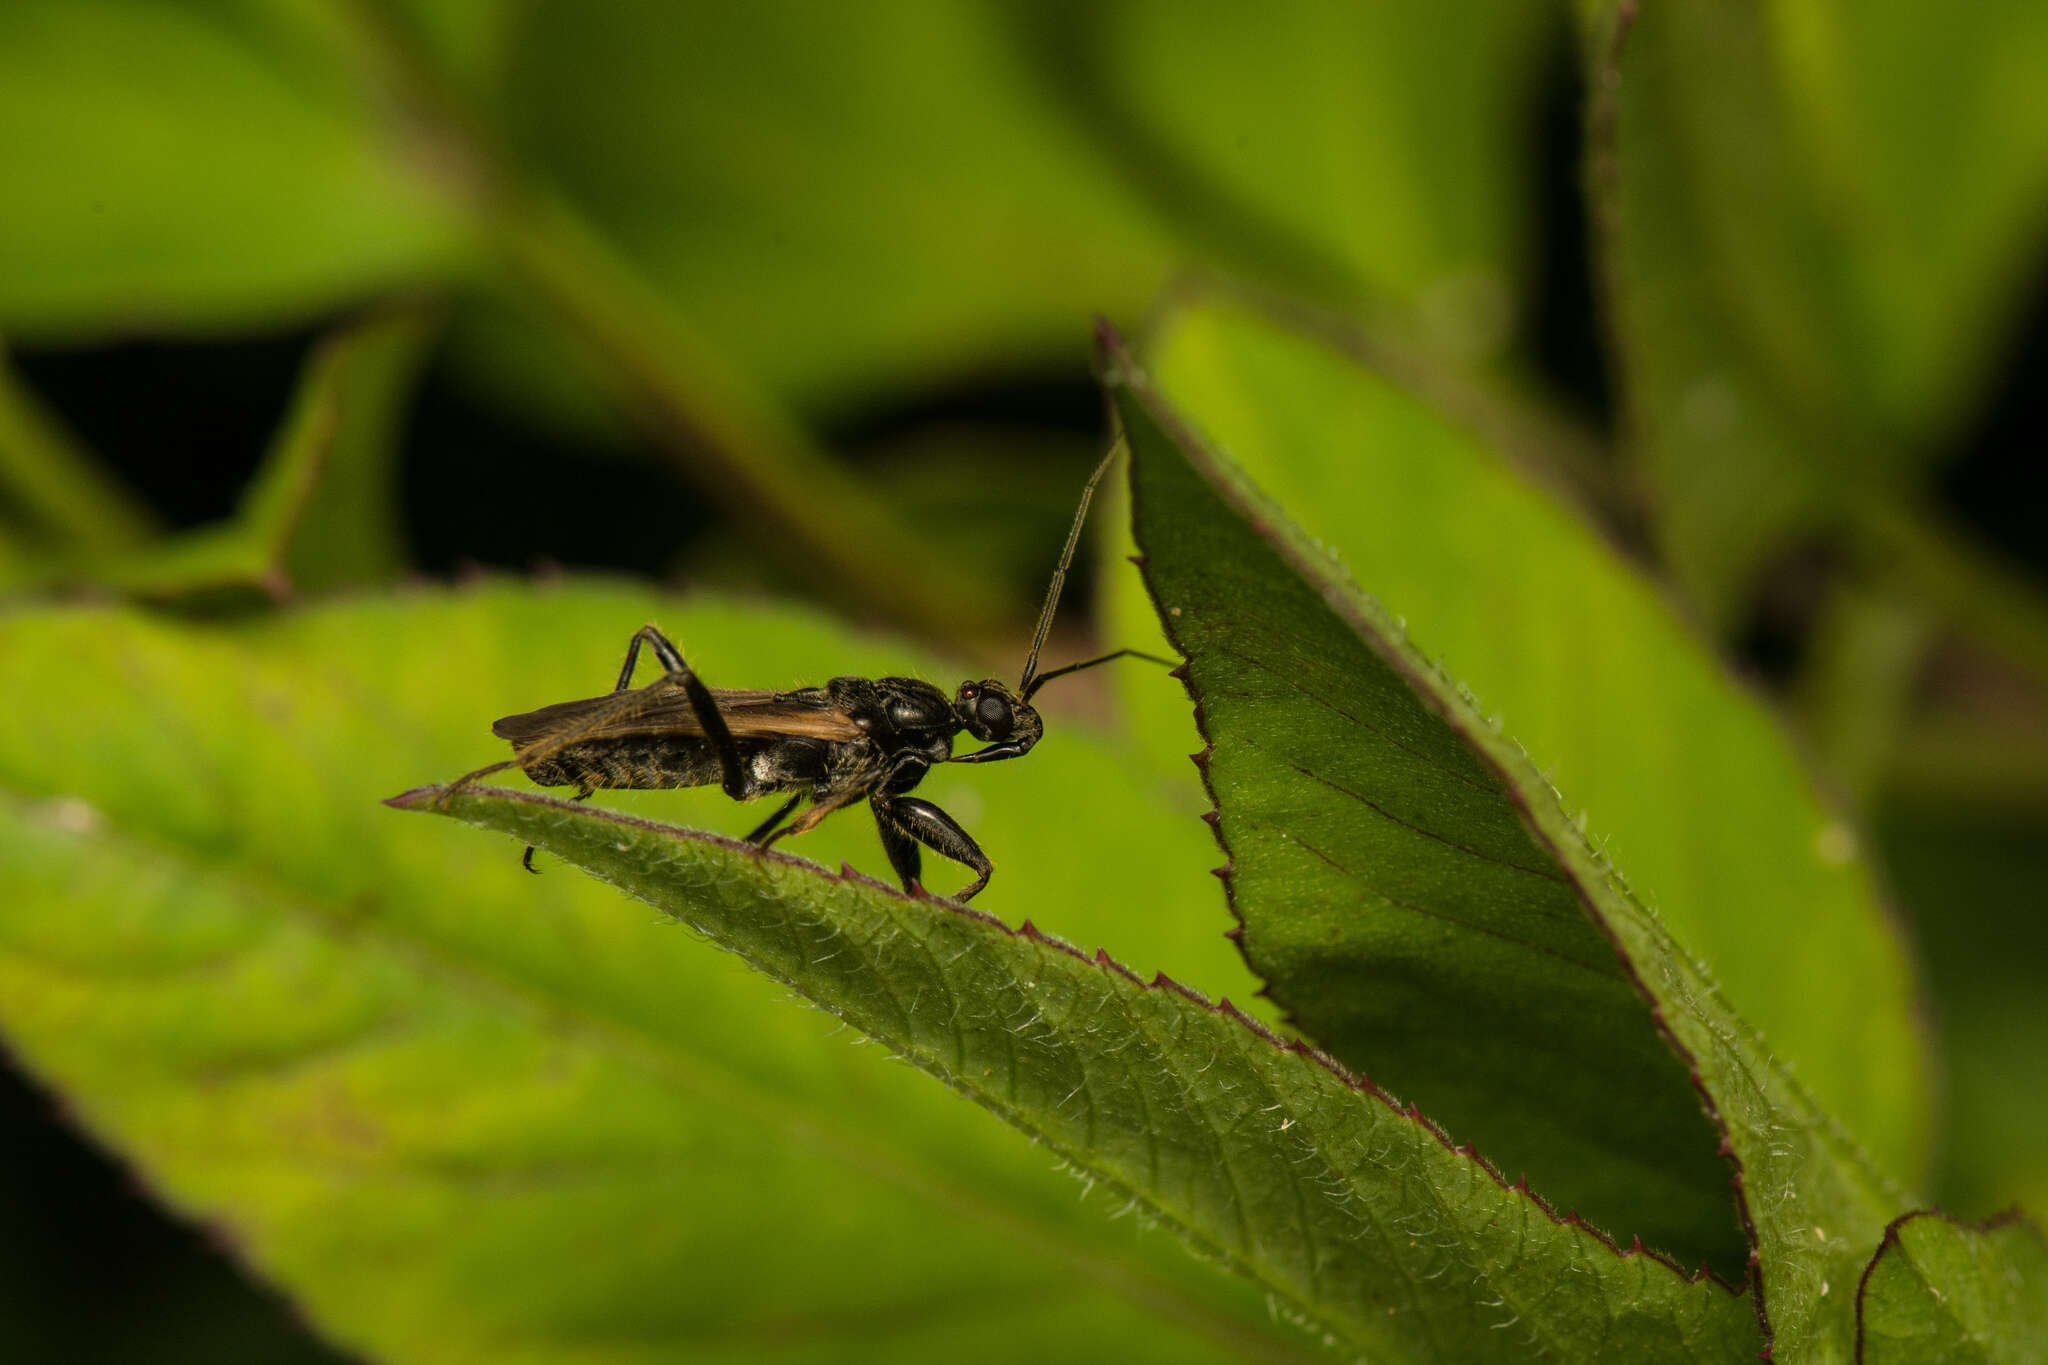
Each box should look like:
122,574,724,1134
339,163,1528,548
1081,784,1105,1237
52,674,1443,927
463,452,1161,900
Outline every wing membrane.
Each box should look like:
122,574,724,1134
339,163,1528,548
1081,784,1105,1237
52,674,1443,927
493,687,864,746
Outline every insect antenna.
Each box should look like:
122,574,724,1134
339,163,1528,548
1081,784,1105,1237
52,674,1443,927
1022,647,1176,701
1018,447,1119,694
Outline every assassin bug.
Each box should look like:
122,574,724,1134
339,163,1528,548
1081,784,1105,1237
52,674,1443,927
454,450,1163,900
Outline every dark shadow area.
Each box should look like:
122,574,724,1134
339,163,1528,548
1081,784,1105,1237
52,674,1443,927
15,332,315,529
0,1058,352,1364
1522,33,1614,430
399,357,715,580
1940,249,2048,580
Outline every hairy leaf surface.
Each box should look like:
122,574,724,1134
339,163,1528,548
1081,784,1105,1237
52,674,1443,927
399,782,1758,1362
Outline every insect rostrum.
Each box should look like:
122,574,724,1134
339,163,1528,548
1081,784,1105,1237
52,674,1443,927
445,451,1163,900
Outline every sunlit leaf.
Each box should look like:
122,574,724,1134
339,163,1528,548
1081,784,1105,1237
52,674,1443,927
0,585,1294,1365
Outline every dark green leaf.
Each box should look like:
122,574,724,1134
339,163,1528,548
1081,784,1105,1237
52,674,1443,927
392,783,1761,1361
1106,329,1911,1361
1856,1212,2048,1364
1108,296,1931,1193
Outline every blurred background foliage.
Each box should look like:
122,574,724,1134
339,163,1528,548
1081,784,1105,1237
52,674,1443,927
0,0,2043,1359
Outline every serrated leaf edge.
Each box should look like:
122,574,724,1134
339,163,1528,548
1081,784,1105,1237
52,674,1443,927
389,782,1747,1311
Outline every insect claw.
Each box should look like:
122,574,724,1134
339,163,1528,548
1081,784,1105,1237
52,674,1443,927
522,846,542,874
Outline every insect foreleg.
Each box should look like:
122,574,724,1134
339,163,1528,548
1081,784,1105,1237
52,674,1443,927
616,625,747,801
883,796,993,901
949,739,1030,765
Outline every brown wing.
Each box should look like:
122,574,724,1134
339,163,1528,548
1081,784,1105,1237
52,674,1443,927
492,688,864,746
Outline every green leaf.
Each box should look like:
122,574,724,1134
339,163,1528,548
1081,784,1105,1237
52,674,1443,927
0,1,471,340
402,782,1761,1361
1855,1212,2048,1364
1876,805,2048,1225
1105,329,1910,1361
1111,296,1931,1193
1077,0,1557,359
90,308,435,601
0,584,1310,1365
458,0,1556,431
1578,0,2048,623
465,0,1175,425
1117,356,1737,1276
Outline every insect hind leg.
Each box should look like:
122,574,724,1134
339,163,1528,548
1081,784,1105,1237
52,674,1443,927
616,624,747,801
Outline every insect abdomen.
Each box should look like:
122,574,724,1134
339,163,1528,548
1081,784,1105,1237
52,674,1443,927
520,738,727,791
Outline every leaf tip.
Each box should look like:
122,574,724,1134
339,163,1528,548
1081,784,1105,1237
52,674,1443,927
383,786,440,810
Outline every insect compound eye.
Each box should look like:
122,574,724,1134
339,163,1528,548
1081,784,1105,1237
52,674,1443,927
976,692,1013,739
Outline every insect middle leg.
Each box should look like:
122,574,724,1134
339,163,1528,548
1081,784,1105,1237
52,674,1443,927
745,794,803,845
614,625,747,801
873,795,993,901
